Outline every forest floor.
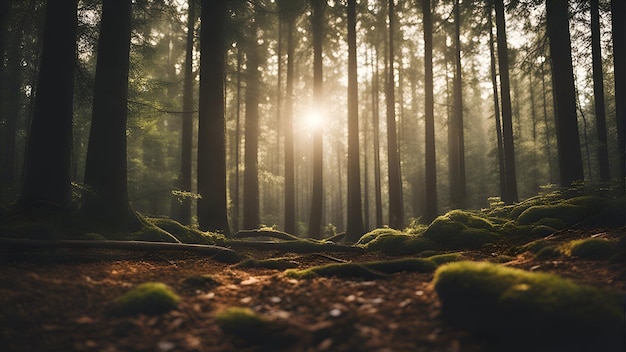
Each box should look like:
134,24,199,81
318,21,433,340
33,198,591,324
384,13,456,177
0,227,624,352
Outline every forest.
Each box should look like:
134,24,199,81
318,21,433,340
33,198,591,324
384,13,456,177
0,0,624,351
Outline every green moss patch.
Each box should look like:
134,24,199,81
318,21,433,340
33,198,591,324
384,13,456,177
356,228,404,246
284,257,437,280
423,210,499,249
215,307,269,334
433,261,624,345
181,274,221,288
148,218,223,244
111,282,180,316
516,204,587,227
565,238,620,260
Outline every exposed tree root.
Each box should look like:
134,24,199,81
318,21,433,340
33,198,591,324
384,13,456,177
225,240,365,253
232,229,302,241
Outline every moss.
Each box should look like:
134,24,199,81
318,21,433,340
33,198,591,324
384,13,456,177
215,307,268,334
423,210,500,249
356,228,404,246
516,204,587,227
111,282,180,316
284,258,437,280
235,257,299,270
496,221,532,237
528,225,558,237
181,274,221,288
535,245,561,259
426,253,463,265
533,217,566,229
433,261,624,344
148,218,218,244
565,238,620,260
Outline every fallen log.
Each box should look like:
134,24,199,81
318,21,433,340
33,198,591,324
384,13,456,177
0,238,240,263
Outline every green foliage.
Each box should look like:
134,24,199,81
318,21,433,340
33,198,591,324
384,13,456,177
433,261,624,345
284,258,438,280
215,307,268,334
111,282,180,316
565,238,620,260
423,210,500,249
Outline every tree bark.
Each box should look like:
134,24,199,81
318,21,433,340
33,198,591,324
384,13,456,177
488,7,506,204
386,0,404,229
197,0,231,235
545,0,584,187
611,0,625,186
372,47,383,228
494,0,518,204
283,11,296,235
590,0,609,182
345,0,364,242
19,0,77,209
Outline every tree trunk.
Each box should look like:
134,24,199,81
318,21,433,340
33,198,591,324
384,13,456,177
494,0,518,204
19,0,77,209
386,0,404,229
197,0,231,235
590,0,609,182
345,0,364,242
308,0,324,239
610,0,624,186
545,0,584,187
448,0,466,209
422,0,437,224
488,7,506,203
284,14,296,235
83,0,139,231
372,47,383,228
243,8,261,230
233,47,243,232
176,0,196,225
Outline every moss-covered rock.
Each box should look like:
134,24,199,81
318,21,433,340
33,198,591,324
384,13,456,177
516,204,587,227
215,307,268,334
433,261,624,347
423,211,500,249
565,238,620,260
111,282,180,316
356,228,404,246
181,274,221,288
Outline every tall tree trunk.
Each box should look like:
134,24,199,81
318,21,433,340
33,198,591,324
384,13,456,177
197,0,230,234
449,0,466,209
422,0,437,224
243,8,261,230
610,0,624,186
345,0,364,242
545,0,584,187
233,47,242,232
591,0,609,182
19,0,77,209
308,0,324,239
494,0,518,204
283,9,297,235
488,7,506,203
540,58,554,183
372,47,383,228
176,0,196,225
386,0,404,229
83,0,138,231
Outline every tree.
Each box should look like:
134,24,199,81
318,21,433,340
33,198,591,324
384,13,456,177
494,0,518,204
590,0,609,182
488,6,506,203
243,5,261,230
422,0,437,224
448,0,466,209
345,0,364,242
308,0,325,238
83,0,139,231
197,0,231,235
175,0,196,225
545,0,584,186
611,0,625,186
19,0,77,209
386,0,404,229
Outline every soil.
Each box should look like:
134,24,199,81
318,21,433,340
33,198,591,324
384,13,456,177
0,227,624,352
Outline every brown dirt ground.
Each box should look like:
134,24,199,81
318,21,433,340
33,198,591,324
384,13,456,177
0,228,624,352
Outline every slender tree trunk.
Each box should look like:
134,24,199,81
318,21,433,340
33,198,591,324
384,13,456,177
540,58,554,183
243,8,261,230
372,48,383,228
177,0,195,225
488,7,506,202
545,0,584,186
386,0,404,229
197,0,230,234
611,0,624,186
345,0,364,242
590,0,609,182
422,0,437,223
494,0,518,204
234,47,243,232
83,0,138,231
284,15,296,235
20,0,77,209
308,0,324,238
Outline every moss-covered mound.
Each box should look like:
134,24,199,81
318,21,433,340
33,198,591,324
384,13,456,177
360,232,438,256
111,282,180,316
423,210,499,249
215,307,269,334
148,217,224,244
285,257,438,280
433,261,624,348
181,274,221,288
564,238,621,260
